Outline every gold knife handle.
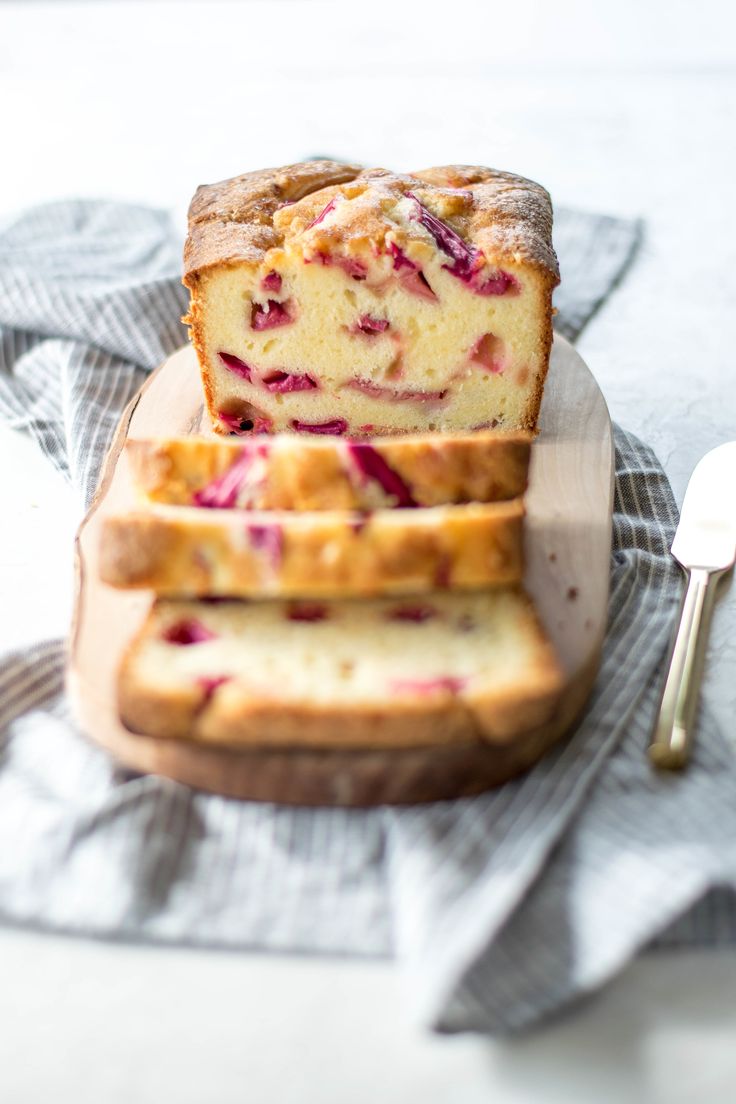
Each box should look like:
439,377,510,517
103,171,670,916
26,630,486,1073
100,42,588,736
649,566,721,769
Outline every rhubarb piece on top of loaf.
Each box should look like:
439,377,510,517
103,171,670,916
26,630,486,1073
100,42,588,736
183,160,559,437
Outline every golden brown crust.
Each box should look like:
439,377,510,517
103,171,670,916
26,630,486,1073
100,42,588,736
183,160,560,284
117,590,563,751
125,431,532,510
99,501,525,598
520,276,555,430
183,160,364,283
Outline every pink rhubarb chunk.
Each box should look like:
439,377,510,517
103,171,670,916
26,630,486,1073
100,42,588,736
246,522,283,567
310,251,367,280
286,602,329,623
291,418,348,436
389,675,467,695
407,192,518,296
474,270,518,296
346,378,448,404
306,196,339,229
387,604,437,623
347,442,417,507
352,315,390,336
350,511,371,534
407,192,478,276
251,299,294,330
218,410,273,435
194,448,259,509
163,620,217,646
196,675,231,700
470,332,505,374
261,369,318,393
261,271,282,293
218,351,252,381
387,242,437,301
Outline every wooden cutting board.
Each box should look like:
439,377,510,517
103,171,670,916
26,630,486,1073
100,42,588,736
67,334,614,805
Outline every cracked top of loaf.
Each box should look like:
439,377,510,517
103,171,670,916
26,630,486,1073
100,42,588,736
183,160,559,287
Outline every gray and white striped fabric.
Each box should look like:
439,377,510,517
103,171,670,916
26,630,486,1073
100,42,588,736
1,197,735,1035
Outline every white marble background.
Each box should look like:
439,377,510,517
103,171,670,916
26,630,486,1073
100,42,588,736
1,2,735,1101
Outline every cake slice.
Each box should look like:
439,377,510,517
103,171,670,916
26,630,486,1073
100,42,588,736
125,430,531,511
118,590,563,749
99,500,524,599
184,161,559,438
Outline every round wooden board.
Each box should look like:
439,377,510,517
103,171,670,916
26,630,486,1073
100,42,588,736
68,334,614,805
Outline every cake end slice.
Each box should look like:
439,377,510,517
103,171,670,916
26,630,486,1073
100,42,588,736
184,162,559,438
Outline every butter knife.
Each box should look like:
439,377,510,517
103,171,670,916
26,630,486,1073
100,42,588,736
649,442,736,770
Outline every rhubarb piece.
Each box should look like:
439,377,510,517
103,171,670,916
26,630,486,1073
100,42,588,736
387,242,437,301
218,411,251,434
251,299,294,331
390,676,468,695
290,418,348,435
408,191,481,281
352,315,390,336
473,270,518,296
387,604,437,623
470,333,505,374
219,352,252,381
246,522,283,567
261,369,318,393
306,196,339,229
347,441,417,507
196,675,231,700
217,410,273,435
408,192,519,296
310,251,367,280
346,378,448,404
434,555,452,589
387,242,416,272
350,511,371,534
194,450,256,509
261,271,282,292
286,602,329,623
163,619,217,645
401,268,437,300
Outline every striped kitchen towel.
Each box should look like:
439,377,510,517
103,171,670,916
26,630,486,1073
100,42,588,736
1,196,735,1035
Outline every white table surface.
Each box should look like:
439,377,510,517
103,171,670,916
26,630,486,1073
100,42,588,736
2,2,736,1100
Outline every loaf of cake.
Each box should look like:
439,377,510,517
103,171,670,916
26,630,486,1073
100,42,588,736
118,590,562,749
99,500,524,599
125,430,531,511
183,160,559,438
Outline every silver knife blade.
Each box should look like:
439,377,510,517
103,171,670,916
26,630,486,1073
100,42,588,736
649,442,736,769
671,442,736,571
